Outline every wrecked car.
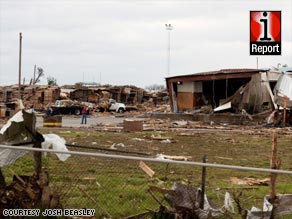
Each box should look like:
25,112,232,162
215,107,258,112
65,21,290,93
98,99,126,113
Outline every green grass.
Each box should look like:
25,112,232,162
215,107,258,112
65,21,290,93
3,128,292,218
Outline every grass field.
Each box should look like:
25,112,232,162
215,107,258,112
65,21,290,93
4,126,292,218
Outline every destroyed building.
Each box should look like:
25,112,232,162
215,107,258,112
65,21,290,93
0,83,169,120
0,85,60,117
61,85,168,106
166,69,282,114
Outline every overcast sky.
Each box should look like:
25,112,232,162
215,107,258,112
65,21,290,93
0,0,291,88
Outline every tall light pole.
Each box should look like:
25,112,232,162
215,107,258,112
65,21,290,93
165,24,173,76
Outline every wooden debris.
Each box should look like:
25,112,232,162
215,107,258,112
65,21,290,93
139,161,155,177
9,169,36,200
156,154,192,161
214,156,233,160
0,168,61,210
123,119,143,132
230,177,270,186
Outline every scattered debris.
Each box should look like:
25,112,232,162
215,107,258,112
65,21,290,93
156,154,192,161
0,106,62,212
0,110,37,167
247,194,292,219
131,138,146,142
149,134,173,141
214,156,233,160
230,177,270,186
172,120,188,126
123,119,143,132
161,139,172,144
137,182,235,219
139,161,155,177
110,143,125,149
274,74,292,108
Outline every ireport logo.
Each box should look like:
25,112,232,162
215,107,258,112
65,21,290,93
250,11,281,55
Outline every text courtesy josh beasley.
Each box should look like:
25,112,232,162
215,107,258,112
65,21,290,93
3,209,95,217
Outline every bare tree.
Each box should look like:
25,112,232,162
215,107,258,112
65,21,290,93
29,65,45,85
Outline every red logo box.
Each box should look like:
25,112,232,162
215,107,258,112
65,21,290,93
250,11,281,55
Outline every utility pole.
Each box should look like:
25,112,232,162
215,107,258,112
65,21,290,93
33,64,36,84
18,32,22,99
165,24,173,76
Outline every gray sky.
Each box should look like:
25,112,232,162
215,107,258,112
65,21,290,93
0,0,291,88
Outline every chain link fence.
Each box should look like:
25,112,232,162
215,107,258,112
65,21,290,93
1,145,292,218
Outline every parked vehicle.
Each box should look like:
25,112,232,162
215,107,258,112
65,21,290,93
51,100,85,115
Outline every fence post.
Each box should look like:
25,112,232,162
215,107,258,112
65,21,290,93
200,155,207,209
270,131,280,202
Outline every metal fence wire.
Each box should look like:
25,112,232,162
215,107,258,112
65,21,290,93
1,145,292,219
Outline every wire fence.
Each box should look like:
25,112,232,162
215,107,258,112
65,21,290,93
1,145,292,218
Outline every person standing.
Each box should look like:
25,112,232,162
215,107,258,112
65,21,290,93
45,104,52,117
81,106,87,124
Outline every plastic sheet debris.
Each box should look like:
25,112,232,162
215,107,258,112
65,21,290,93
247,194,292,219
42,134,71,161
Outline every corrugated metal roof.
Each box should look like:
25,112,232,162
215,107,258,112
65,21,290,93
166,68,268,79
275,74,292,100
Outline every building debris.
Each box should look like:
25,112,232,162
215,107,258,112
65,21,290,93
156,154,192,161
110,143,125,150
0,106,64,213
274,74,292,108
164,68,292,126
0,84,169,120
161,139,172,144
230,177,270,186
123,119,143,132
247,194,292,219
0,109,37,167
139,161,155,177
141,182,235,219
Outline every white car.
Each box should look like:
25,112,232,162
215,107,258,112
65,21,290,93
108,99,126,113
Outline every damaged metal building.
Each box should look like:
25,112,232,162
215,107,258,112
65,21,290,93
166,69,281,114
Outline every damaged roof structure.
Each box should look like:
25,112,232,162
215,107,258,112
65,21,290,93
166,68,283,114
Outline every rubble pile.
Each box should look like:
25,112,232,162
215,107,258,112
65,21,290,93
0,169,61,211
0,84,169,118
127,182,234,219
0,107,69,215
